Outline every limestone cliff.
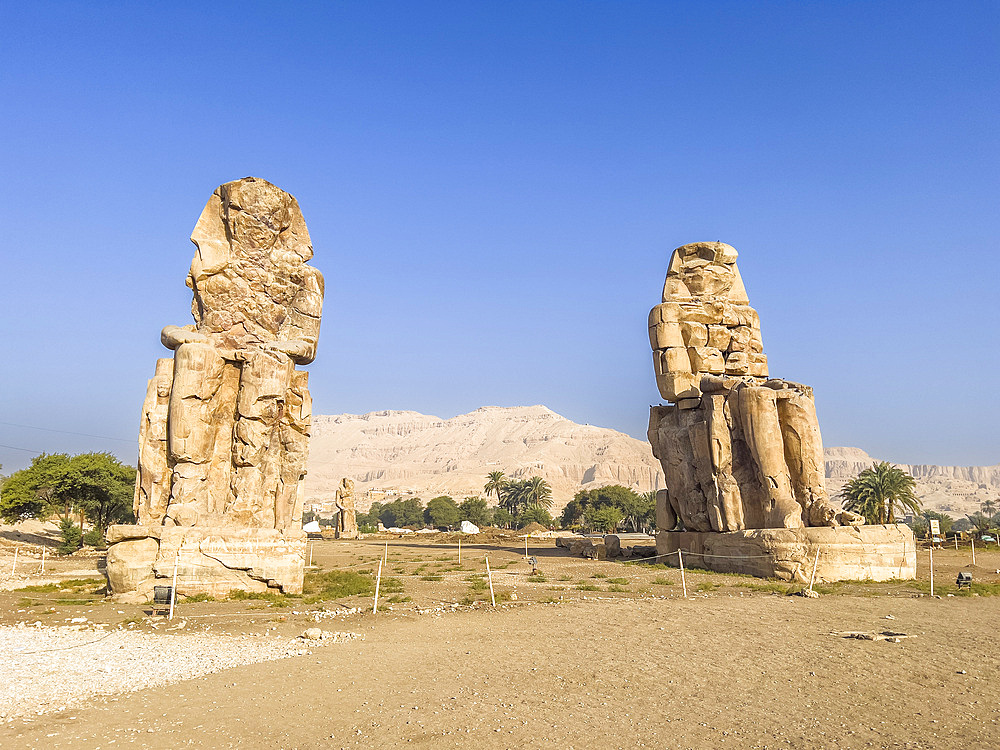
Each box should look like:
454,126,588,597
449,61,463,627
302,406,997,518
304,406,665,510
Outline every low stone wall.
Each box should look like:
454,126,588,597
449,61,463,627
105,525,305,603
655,524,916,582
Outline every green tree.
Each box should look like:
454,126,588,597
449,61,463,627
458,497,492,527
0,453,70,521
425,496,460,528
586,504,624,533
982,498,997,518
967,512,992,536
636,491,658,533
559,485,654,532
501,479,529,518
840,462,921,525
484,471,506,509
517,507,553,528
492,506,514,529
0,452,135,532
523,476,553,510
952,517,973,533
365,501,385,525
560,495,588,529
380,498,424,528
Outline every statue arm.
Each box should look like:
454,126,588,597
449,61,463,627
161,325,208,350
267,266,324,365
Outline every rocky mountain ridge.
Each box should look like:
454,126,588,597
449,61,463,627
304,406,998,517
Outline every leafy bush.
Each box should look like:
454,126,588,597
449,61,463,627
465,574,488,591
82,528,106,548
57,518,82,554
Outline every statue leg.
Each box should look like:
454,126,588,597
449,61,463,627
274,370,310,530
166,343,226,525
706,394,744,531
229,349,293,527
777,388,836,526
736,385,803,529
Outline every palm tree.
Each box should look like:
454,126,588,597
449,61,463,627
981,498,997,518
501,479,529,517
484,471,506,509
967,512,991,534
840,461,921,525
524,476,553,510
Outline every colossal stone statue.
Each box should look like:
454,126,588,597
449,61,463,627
106,178,323,600
648,242,914,581
334,478,358,539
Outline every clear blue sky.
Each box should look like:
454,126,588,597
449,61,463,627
1,1,997,474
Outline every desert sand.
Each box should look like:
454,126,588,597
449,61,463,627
2,529,998,749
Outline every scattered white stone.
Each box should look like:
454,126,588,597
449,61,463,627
0,623,358,722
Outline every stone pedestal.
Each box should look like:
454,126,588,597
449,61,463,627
106,524,305,603
656,524,916,582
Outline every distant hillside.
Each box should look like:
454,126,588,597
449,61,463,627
824,446,1000,518
304,406,664,510
303,405,998,518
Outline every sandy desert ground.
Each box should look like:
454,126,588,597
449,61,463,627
1,526,999,749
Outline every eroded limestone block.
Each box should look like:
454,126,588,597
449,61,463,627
107,525,305,600
106,537,158,594
656,525,916,582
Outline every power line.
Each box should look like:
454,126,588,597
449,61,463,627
0,421,133,444
0,443,43,455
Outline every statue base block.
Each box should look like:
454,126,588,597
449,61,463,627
105,525,305,602
656,525,916,582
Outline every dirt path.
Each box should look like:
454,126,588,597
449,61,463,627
4,593,999,750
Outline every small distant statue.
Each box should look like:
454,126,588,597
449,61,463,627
335,478,358,539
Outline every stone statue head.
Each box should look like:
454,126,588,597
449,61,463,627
663,241,747,302
184,177,317,346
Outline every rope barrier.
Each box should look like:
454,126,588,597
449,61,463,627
11,629,118,655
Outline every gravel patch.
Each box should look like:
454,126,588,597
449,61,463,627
1,624,360,722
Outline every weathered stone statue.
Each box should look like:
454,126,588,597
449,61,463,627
648,242,914,581
334,478,358,539
106,177,323,600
